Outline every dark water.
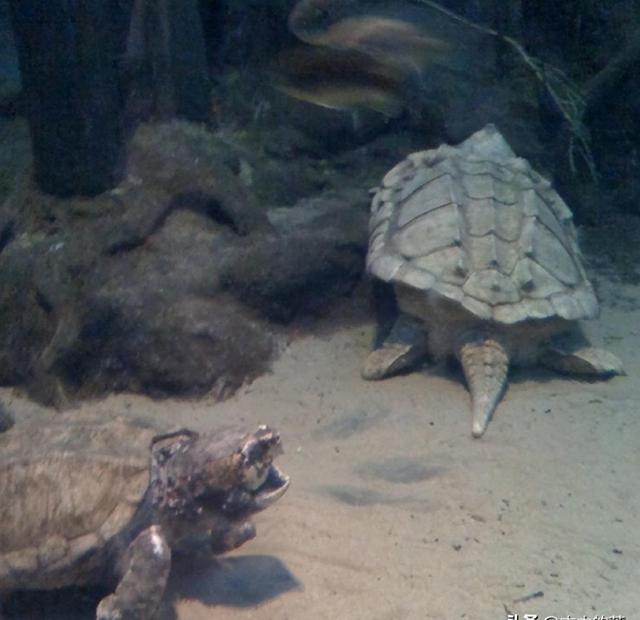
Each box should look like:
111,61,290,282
0,0,638,618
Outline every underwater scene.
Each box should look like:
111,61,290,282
0,0,639,618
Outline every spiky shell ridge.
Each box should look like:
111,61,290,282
367,125,598,324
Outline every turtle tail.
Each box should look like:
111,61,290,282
457,335,509,438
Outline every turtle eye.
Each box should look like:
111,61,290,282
241,437,268,466
241,427,280,466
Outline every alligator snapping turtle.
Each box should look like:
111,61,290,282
0,416,289,619
363,125,623,437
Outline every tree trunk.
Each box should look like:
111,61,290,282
9,0,130,197
167,0,210,121
126,0,210,123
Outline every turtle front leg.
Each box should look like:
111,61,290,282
362,314,429,380
210,520,256,554
97,525,171,620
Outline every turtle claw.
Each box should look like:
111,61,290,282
362,342,425,380
540,345,624,377
363,314,428,380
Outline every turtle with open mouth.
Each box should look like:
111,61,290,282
0,416,290,619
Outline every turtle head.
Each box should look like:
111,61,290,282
150,425,289,548
232,425,290,511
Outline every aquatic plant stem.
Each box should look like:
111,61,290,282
409,0,597,181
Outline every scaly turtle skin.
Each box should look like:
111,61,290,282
363,125,623,437
0,416,289,619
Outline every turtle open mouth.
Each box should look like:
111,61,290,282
238,425,289,510
251,464,290,511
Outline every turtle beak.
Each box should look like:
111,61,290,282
252,464,290,511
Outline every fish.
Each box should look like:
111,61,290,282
288,0,450,79
270,45,411,117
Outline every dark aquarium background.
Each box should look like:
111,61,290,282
0,0,638,417
0,2,639,620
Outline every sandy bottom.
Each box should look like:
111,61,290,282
2,276,639,620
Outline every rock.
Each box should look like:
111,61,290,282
221,192,369,322
82,293,274,399
0,241,52,384
0,121,369,405
127,121,272,235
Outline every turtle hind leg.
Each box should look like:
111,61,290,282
362,314,428,380
457,335,510,438
97,525,171,620
540,342,624,377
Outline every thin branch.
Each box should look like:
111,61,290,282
409,0,597,180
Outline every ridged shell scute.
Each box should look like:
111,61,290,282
367,126,598,324
0,417,153,577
